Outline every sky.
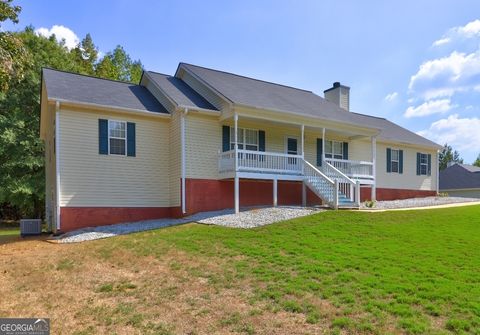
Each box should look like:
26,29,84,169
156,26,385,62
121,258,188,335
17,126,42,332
6,0,480,162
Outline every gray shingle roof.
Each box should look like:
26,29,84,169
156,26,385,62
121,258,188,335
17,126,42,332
440,163,480,190
42,68,168,114
179,63,440,149
146,71,217,110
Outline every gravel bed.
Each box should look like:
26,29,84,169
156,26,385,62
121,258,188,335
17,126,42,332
197,206,321,228
54,206,321,243
361,196,480,210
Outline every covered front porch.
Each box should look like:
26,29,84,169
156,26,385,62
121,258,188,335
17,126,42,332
218,112,379,212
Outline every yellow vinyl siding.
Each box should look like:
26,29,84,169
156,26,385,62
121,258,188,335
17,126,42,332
185,113,221,179
58,108,170,207
376,142,437,191
169,110,181,207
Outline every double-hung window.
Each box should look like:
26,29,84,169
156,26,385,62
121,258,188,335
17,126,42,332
325,140,343,159
419,153,428,175
230,127,259,151
391,149,399,173
109,120,126,155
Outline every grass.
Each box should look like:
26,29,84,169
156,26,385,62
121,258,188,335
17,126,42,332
1,205,479,334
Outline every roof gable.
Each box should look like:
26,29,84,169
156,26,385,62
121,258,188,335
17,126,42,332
145,71,217,111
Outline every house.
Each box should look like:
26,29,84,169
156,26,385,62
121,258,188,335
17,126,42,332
439,163,480,198
39,63,441,233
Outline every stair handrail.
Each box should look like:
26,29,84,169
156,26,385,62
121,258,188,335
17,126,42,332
323,160,356,185
303,159,334,185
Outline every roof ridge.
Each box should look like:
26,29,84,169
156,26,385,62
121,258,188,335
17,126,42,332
350,111,387,120
147,70,175,78
42,67,140,86
179,62,314,94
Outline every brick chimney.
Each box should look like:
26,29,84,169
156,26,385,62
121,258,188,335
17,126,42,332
324,82,350,111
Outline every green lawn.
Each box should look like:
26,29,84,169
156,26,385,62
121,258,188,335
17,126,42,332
2,206,479,334
104,205,480,334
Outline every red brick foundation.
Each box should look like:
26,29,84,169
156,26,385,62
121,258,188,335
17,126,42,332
360,186,436,201
184,178,322,215
60,207,175,232
59,180,436,232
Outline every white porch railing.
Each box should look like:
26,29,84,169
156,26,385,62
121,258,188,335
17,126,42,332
325,158,374,180
219,149,303,175
218,149,364,208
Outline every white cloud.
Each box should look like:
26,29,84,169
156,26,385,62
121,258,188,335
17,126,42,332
432,37,451,47
404,99,454,118
35,25,79,50
408,49,480,99
384,92,398,102
417,114,480,152
433,19,480,47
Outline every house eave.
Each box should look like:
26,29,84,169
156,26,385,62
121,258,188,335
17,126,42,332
48,98,172,119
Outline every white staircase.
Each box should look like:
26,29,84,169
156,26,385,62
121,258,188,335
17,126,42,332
302,159,360,209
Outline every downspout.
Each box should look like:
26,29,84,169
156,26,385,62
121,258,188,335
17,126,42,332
181,108,188,214
55,101,61,232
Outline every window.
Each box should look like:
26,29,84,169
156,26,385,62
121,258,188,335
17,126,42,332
230,127,259,151
391,149,399,173
420,153,428,175
109,120,126,155
325,140,343,159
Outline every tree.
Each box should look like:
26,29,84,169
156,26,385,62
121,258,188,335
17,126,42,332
95,45,143,83
0,0,28,92
473,154,480,167
0,26,80,218
439,143,463,171
72,33,98,75
0,20,143,219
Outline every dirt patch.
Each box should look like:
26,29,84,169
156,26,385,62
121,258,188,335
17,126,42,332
0,237,335,334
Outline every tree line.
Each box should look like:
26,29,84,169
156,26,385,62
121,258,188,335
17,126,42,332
0,0,143,220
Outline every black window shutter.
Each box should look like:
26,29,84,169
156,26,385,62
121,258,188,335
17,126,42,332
222,126,230,152
258,130,265,151
99,119,108,155
399,150,404,174
317,138,323,166
386,148,391,173
127,122,136,157
427,154,431,176
343,142,349,160
416,152,421,175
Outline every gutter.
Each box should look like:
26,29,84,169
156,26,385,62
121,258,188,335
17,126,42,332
48,98,171,119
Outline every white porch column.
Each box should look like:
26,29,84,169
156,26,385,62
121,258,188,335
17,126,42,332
301,124,305,157
273,178,278,207
322,127,326,163
436,150,440,194
234,113,239,214
371,136,377,201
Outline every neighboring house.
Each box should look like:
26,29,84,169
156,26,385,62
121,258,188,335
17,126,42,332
39,63,441,232
439,163,480,198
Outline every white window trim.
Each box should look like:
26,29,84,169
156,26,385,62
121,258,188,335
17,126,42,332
325,140,343,159
108,119,127,156
284,136,299,155
230,126,259,151
420,153,428,175
391,149,400,173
